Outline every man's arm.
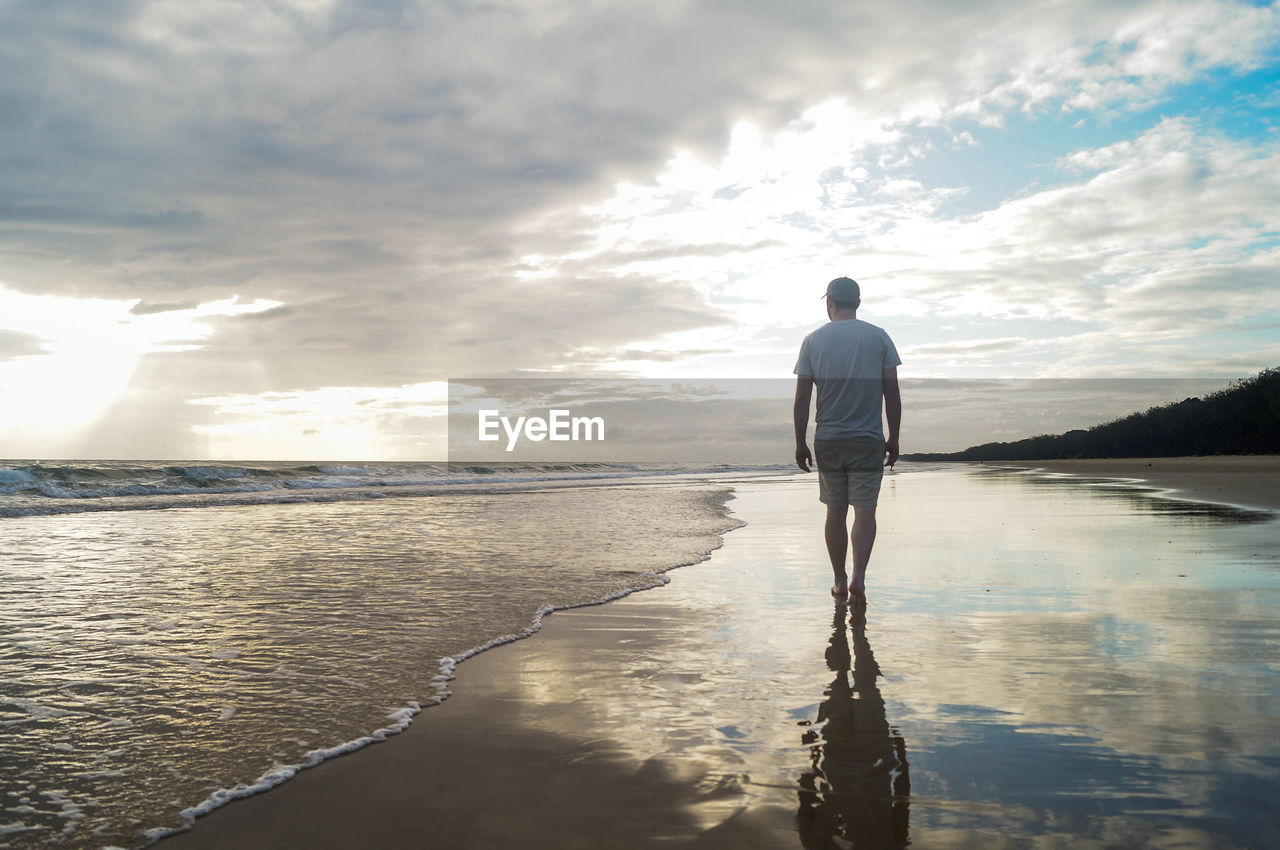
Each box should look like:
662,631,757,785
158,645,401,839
883,367,901,468
794,375,814,472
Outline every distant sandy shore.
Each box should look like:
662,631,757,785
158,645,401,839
992,455,1280,511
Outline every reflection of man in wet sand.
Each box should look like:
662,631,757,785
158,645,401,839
797,605,910,849
794,277,902,600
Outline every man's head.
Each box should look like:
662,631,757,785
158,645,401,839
824,277,860,317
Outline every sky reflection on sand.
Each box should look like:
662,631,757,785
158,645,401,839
508,466,1280,849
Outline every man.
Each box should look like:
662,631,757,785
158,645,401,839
793,277,901,601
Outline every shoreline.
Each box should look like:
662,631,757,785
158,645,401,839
157,464,1280,850
984,455,1280,512
156,485,781,850
145,486,742,847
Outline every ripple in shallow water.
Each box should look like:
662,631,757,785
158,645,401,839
0,482,739,849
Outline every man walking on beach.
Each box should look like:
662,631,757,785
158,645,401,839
793,277,901,601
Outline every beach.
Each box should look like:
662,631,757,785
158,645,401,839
0,463,741,849
998,456,1280,512
157,460,1280,850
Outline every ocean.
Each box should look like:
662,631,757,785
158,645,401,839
7,460,1279,850
0,460,754,849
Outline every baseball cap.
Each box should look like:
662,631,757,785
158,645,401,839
822,277,860,301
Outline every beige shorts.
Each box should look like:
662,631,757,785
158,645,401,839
815,437,886,507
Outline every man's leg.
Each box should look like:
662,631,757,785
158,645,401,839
825,502,850,596
850,505,878,598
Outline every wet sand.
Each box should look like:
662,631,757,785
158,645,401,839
161,464,1280,850
997,455,1280,511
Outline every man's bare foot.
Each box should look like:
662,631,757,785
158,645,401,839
831,582,849,599
850,580,866,601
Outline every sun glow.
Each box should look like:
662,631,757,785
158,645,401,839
0,286,282,456
189,382,449,460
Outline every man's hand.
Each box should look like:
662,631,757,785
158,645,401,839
884,436,899,469
794,376,814,472
882,367,901,470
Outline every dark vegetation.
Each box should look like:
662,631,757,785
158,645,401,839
905,368,1280,461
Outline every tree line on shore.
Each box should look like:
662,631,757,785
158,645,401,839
906,368,1280,461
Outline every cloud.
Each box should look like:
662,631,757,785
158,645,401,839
187,380,449,459
130,300,199,315
888,117,1280,368
900,337,1031,358
6,2,1274,301
1,0,1277,456
0,329,50,360
843,117,1280,318
537,107,1280,377
562,347,737,366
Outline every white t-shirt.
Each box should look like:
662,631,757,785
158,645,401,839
794,319,901,440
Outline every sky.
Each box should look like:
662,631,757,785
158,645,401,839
1,0,1278,460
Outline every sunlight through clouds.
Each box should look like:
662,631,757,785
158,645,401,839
537,98,913,331
0,288,281,455
524,105,1280,383
189,382,449,460
2,0,1278,456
